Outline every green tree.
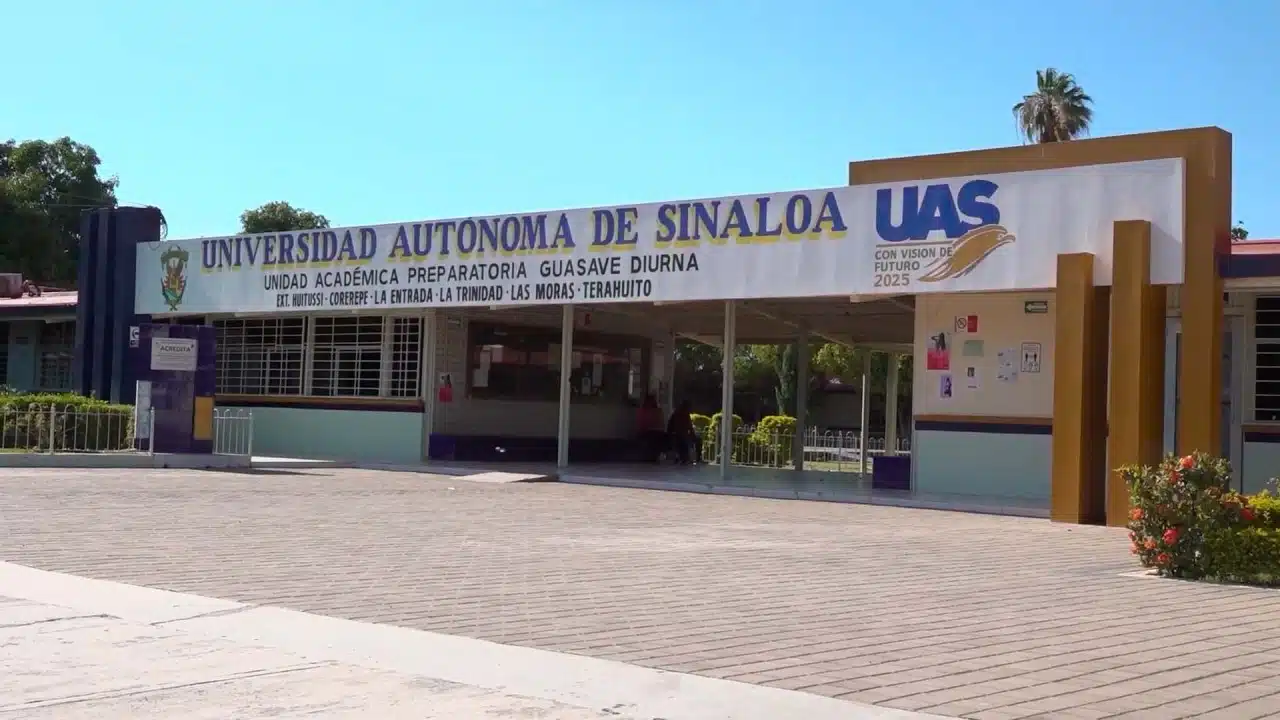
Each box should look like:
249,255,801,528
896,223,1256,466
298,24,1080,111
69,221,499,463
1231,222,1248,241
0,137,119,285
1013,68,1094,144
240,201,330,233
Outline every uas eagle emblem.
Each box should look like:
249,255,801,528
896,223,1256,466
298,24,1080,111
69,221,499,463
160,246,189,311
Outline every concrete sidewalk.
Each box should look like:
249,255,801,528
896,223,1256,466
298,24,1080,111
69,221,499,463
0,562,945,719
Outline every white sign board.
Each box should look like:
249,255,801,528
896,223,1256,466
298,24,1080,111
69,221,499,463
151,337,197,372
134,159,1184,315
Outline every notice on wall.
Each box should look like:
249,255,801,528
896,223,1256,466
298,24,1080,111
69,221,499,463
939,373,953,399
962,339,984,357
927,331,951,370
965,366,981,390
1021,342,1043,374
150,337,197,372
997,348,1018,383
954,315,979,334
438,372,454,403
134,381,152,439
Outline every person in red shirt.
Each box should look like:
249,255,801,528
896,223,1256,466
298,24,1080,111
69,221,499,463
636,393,664,462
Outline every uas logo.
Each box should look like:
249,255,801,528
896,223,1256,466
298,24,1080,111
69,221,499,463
874,179,1016,283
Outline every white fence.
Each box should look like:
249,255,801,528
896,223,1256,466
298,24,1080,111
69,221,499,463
212,408,254,457
699,425,910,472
0,404,150,454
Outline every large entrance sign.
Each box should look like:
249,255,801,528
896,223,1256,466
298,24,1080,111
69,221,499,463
134,158,1183,315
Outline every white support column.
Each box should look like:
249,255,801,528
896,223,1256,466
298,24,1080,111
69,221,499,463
557,305,574,469
719,300,737,480
793,331,809,471
885,352,900,456
859,351,871,484
420,309,438,462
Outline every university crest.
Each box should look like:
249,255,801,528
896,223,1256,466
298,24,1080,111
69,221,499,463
160,246,189,311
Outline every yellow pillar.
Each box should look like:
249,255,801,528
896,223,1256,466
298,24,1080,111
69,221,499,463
1107,221,1166,526
1178,132,1231,455
1052,252,1107,524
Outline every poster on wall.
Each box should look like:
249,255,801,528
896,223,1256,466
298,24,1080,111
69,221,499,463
939,374,953,399
1021,343,1043,374
927,331,951,370
954,315,978,334
962,339,984,357
965,366,981,390
438,372,454,403
997,348,1019,382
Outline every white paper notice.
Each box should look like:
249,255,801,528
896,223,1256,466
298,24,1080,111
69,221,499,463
965,366,981,390
997,348,1018,383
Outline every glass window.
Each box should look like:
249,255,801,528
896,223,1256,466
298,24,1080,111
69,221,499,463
1256,296,1280,421
467,322,647,403
311,316,384,397
0,321,9,387
37,321,75,391
214,317,306,395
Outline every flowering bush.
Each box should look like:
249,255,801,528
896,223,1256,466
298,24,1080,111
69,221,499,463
1123,453,1280,585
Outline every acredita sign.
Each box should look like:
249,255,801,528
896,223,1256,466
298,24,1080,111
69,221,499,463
134,159,1183,315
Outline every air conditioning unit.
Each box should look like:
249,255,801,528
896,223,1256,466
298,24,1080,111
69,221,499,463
0,274,22,298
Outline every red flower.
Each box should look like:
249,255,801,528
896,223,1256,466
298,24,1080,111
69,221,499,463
1156,552,1171,566
1129,507,1144,521
1167,470,1181,484
1131,542,1140,555
1178,455,1195,470
1241,508,1256,523
1163,527,1180,545
1144,538,1157,551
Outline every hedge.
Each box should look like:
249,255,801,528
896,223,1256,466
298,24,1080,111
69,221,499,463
705,412,746,463
749,415,797,467
1123,453,1280,586
0,392,136,452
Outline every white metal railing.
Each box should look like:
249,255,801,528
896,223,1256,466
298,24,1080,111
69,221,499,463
212,408,255,456
697,425,911,472
0,403,151,454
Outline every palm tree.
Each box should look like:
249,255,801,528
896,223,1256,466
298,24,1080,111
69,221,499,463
1013,68,1094,144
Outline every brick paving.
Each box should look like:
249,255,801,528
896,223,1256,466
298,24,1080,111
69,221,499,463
2,468,1280,719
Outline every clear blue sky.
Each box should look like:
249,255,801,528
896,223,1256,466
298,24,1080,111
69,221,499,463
7,0,1277,239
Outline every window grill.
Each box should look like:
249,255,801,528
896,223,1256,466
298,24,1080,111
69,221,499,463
388,317,423,398
214,317,306,395
38,321,75,391
311,316,384,397
1254,296,1280,422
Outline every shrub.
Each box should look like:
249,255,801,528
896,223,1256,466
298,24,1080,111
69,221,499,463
750,415,797,467
690,413,712,434
0,392,135,452
705,412,746,462
1125,452,1280,585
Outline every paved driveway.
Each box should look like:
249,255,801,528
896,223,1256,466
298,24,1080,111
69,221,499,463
2,468,1280,719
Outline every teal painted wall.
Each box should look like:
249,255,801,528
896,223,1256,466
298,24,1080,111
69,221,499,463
225,406,423,463
913,429,1052,501
1241,442,1280,495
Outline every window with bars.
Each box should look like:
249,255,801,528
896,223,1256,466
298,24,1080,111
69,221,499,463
37,321,75,391
388,317,422,398
214,317,306,395
1255,296,1280,421
311,316,385,397
212,315,424,399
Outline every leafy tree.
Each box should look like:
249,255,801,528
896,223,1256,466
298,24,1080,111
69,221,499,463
240,201,330,233
773,343,797,416
1013,68,1094,144
0,137,119,285
1231,222,1248,241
